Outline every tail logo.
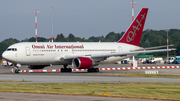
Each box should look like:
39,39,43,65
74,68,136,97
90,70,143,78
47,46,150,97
126,13,146,42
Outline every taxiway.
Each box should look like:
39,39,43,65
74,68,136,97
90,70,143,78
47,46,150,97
0,64,180,84
0,64,180,101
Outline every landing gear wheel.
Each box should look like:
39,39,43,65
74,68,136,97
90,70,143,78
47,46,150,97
15,69,19,73
68,68,72,72
87,69,90,72
61,68,72,73
61,65,72,73
61,68,64,72
95,68,99,72
87,68,99,73
14,65,20,74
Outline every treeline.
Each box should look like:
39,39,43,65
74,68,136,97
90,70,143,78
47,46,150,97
1,29,180,59
21,32,124,42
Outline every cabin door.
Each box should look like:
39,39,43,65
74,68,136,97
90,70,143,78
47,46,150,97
25,47,31,56
118,46,123,53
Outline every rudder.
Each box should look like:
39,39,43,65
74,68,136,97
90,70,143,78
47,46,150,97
117,8,148,46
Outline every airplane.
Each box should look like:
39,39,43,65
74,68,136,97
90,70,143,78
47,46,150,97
2,8,175,73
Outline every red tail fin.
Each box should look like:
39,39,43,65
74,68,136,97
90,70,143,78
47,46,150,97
118,8,148,46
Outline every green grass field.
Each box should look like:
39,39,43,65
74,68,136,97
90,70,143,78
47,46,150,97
0,60,2,65
0,83,180,100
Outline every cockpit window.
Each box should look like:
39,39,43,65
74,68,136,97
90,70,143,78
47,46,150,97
6,48,17,51
7,48,12,51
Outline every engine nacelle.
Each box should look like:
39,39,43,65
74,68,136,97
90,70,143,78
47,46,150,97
27,65,49,69
72,57,95,69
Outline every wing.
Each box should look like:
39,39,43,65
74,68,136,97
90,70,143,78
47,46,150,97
59,48,176,62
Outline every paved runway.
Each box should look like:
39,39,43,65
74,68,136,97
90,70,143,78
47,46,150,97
1,63,180,74
1,72,180,84
0,92,162,101
0,64,180,84
0,64,180,101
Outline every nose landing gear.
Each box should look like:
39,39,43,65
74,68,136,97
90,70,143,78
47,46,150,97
15,68,20,73
14,64,21,74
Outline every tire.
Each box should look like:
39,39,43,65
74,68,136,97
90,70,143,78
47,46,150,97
61,68,64,72
87,69,91,72
15,69,19,73
95,68,99,72
68,68,72,72
91,68,95,72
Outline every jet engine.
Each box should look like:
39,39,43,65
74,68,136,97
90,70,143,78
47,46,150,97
27,65,49,69
72,57,95,69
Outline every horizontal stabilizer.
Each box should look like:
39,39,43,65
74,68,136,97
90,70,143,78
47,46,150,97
133,44,174,51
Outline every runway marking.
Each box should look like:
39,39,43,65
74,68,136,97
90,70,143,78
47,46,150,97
19,66,180,73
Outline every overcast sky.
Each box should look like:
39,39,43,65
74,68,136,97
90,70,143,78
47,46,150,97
0,0,180,41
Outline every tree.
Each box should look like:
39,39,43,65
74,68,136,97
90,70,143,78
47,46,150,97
98,36,105,42
67,33,75,42
28,37,36,42
89,36,99,42
56,33,66,42
105,32,116,41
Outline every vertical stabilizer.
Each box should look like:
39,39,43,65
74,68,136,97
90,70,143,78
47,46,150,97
118,8,148,46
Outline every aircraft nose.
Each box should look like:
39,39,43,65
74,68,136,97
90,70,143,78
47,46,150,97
2,52,9,60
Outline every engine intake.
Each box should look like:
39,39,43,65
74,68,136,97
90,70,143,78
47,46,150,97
72,57,95,69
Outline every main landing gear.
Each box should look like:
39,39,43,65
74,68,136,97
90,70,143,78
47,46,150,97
61,65,72,73
87,67,99,73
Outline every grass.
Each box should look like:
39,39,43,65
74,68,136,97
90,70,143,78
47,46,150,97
0,83,180,100
88,73,180,78
0,60,2,65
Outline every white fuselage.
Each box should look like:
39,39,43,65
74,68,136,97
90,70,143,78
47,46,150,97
2,42,140,66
